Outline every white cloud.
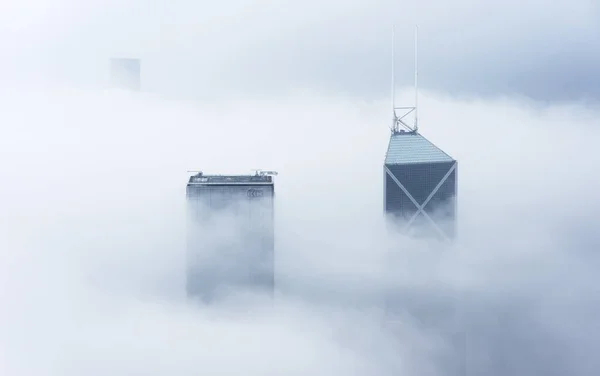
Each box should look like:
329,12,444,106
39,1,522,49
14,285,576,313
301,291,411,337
1,79,599,375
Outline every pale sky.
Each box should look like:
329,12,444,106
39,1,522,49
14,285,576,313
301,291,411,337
2,0,599,101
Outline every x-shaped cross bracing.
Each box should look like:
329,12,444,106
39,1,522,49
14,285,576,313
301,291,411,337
394,106,416,132
384,162,457,241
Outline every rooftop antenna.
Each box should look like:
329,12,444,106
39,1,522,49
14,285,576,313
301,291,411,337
252,169,279,177
391,24,419,134
414,25,419,132
391,24,397,133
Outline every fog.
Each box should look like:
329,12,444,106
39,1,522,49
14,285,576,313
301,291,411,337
2,0,600,374
1,82,599,375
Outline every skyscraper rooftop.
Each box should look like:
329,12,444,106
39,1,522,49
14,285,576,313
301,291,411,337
187,173,273,185
385,130,454,165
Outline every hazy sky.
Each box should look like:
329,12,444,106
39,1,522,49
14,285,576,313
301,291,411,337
1,1,600,375
2,0,599,101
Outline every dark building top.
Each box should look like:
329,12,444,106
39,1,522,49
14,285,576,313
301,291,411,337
187,172,273,186
385,130,454,165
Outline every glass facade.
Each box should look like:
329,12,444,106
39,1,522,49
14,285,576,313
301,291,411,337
385,161,457,240
186,178,275,302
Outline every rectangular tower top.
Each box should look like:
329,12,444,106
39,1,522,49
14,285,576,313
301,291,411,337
187,172,274,186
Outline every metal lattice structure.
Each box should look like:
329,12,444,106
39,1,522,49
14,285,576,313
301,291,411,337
185,171,276,302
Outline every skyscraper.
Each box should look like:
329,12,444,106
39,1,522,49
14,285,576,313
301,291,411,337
383,129,457,241
185,171,276,302
385,25,457,241
383,26,464,376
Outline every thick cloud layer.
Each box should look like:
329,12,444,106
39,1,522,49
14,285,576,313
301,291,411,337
1,81,599,375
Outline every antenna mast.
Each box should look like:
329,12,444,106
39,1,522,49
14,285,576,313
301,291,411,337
391,25,397,132
414,25,419,132
390,24,420,134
